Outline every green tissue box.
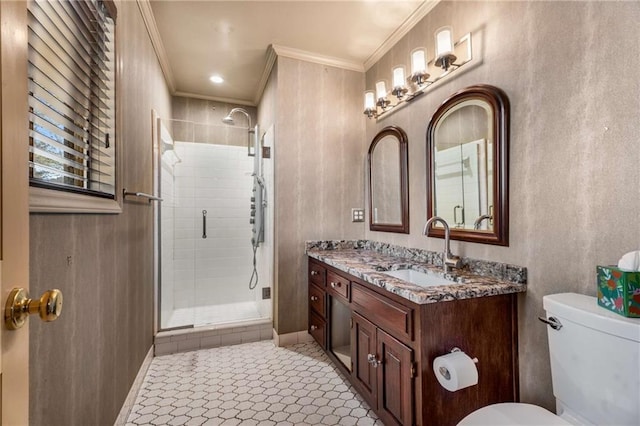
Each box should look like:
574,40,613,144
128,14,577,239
597,266,640,317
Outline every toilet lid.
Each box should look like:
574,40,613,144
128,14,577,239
458,403,573,425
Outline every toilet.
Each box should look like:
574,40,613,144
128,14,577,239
459,292,640,426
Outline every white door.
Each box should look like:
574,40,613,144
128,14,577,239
1,1,30,424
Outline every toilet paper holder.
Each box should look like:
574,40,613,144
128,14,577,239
437,347,478,380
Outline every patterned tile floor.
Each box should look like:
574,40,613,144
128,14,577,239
127,340,382,425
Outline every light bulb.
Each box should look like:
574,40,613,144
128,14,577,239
364,91,375,110
435,27,454,57
392,66,405,89
375,81,387,100
411,48,426,75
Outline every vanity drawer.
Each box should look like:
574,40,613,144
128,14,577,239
309,311,326,349
351,283,413,341
309,261,326,287
309,283,326,318
327,271,350,302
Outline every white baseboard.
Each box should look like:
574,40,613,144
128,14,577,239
272,329,314,347
113,346,154,426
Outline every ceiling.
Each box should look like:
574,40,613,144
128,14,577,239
148,1,436,105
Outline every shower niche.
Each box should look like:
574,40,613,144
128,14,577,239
155,115,273,331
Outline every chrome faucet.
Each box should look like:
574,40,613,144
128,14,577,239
423,216,462,273
473,214,493,230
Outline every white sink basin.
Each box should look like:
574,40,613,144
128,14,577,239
383,269,458,288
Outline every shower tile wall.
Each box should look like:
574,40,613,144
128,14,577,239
171,141,254,310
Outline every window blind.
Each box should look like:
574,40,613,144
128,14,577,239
28,0,116,198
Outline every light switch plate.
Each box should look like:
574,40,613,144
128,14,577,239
351,208,365,222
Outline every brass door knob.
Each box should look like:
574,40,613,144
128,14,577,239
5,288,63,330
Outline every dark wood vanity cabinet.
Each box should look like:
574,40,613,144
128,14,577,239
308,261,327,349
308,258,519,426
353,312,415,426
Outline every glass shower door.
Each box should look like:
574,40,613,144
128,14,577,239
159,121,196,330
193,142,256,325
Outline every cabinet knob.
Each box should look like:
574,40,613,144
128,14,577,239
367,353,381,367
310,325,318,331
310,270,319,276
330,281,341,288
310,296,319,302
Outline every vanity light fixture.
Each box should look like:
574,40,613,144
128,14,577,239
363,30,473,120
391,65,408,100
410,48,429,85
435,26,457,71
375,80,390,110
364,90,376,118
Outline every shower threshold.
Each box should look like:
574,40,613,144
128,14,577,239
164,300,266,329
155,316,273,356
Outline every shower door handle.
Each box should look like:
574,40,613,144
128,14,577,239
202,210,207,239
453,205,464,227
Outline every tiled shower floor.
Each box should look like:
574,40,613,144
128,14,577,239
165,301,265,329
126,340,382,425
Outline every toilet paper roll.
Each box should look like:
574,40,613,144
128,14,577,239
433,351,478,392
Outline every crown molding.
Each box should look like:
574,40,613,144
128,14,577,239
253,45,278,105
137,0,176,93
173,91,256,107
364,0,441,71
271,44,364,73
138,0,440,106
252,43,365,105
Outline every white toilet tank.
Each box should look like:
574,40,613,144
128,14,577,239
543,293,640,426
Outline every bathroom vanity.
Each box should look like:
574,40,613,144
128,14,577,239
306,241,526,426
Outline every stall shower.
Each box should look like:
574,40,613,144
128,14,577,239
156,114,273,332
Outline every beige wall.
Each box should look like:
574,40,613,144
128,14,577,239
29,1,172,425
274,57,366,334
171,96,257,146
364,1,640,410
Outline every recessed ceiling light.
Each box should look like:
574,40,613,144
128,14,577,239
210,75,224,84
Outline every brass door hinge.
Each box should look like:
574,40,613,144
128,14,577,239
410,362,417,378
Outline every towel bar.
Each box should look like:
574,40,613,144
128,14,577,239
122,189,163,202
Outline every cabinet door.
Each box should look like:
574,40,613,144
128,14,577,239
352,313,377,407
327,270,350,302
309,283,326,318
309,311,327,349
377,330,414,426
309,261,326,287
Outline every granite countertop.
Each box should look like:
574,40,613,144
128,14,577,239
306,240,527,305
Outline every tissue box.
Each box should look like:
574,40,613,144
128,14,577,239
597,266,640,317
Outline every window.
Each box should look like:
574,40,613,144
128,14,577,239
28,0,118,211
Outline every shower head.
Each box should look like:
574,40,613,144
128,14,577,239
222,107,252,129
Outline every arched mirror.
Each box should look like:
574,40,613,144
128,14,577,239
368,126,409,233
426,85,509,245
